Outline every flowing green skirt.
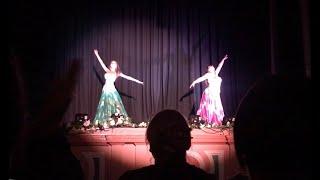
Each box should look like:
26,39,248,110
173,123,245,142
93,90,128,124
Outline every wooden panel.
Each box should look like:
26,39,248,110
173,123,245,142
68,128,238,180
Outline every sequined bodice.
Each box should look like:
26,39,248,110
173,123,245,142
102,73,118,92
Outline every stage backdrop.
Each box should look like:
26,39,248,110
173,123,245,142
9,0,308,124
53,2,269,123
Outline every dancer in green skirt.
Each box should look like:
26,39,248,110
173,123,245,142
93,49,143,125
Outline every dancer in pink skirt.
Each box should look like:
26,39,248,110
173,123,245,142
190,54,228,126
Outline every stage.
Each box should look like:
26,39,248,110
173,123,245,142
67,127,241,180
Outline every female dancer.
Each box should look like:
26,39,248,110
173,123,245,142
93,49,143,125
190,54,228,126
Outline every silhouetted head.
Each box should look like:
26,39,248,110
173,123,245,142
146,110,191,160
234,74,312,178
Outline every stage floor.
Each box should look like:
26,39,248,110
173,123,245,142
67,127,234,144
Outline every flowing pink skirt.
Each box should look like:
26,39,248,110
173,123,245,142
196,88,224,125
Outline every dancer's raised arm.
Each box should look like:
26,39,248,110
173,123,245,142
215,54,228,75
190,74,208,88
119,73,144,85
94,49,110,72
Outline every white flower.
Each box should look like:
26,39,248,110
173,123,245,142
103,122,109,129
138,122,147,127
117,119,123,125
83,120,90,127
109,119,115,126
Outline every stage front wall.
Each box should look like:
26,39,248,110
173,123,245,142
67,128,240,180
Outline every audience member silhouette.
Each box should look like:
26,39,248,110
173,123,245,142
233,74,313,180
8,57,84,180
119,109,215,180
